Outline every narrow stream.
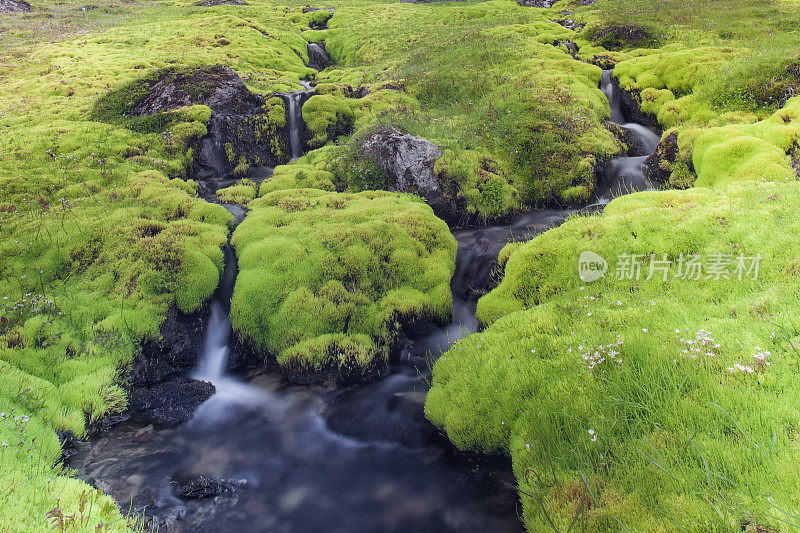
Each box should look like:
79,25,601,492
594,70,661,205
71,67,661,532
287,81,313,161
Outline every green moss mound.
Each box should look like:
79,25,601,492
427,181,800,531
230,188,456,382
259,147,338,194
217,178,258,204
302,93,355,149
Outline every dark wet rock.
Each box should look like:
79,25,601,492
307,42,334,70
129,378,215,427
361,127,463,224
195,0,246,5
611,75,660,129
193,112,288,180
283,352,389,387
791,148,800,178
86,412,131,438
133,425,154,443
590,23,658,50
134,306,207,387
451,237,505,301
0,0,31,12
643,131,694,184
344,85,370,99
554,40,579,58
172,475,244,499
57,430,77,464
339,82,400,100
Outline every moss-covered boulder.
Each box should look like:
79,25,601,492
230,189,456,384
92,65,290,180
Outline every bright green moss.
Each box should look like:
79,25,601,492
4,0,800,529
230,189,456,379
264,96,287,129
302,93,355,149
259,146,338,194
430,182,800,531
217,178,258,205
684,97,800,188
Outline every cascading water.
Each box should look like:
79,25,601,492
593,70,662,205
71,63,664,533
286,81,314,161
307,42,334,71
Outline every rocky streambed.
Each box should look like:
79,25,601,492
70,41,663,531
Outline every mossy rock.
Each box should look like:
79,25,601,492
586,23,661,50
230,189,456,384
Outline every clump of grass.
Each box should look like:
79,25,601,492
330,123,393,192
707,42,800,112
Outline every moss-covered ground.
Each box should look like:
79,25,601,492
424,0,800,531
3,0,800,529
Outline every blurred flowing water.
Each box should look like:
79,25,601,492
71,218,525,532
71,67,661,532
593,69,661,205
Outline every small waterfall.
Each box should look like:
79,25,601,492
594,69,662,205
602,70,626,124
286,81,314,161
623,123,661,155
196,301,231,380
307,42,334,71
287,93,303,160
193,204,266,413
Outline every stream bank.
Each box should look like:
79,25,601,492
72,58,661,531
